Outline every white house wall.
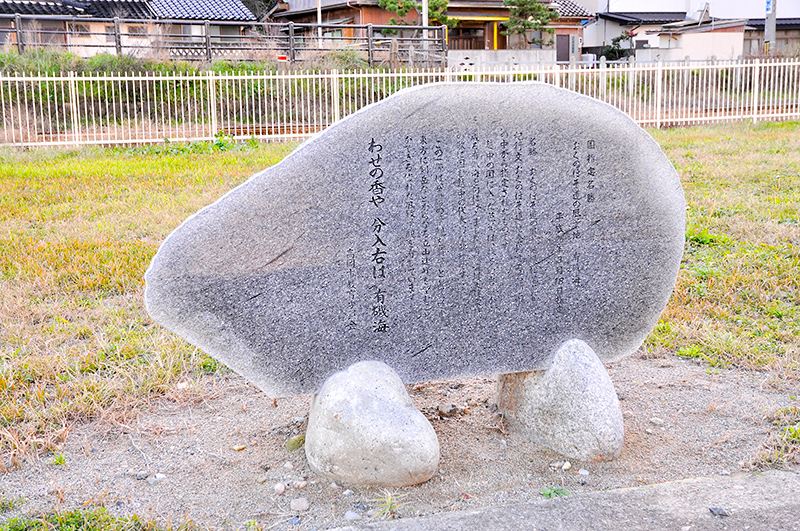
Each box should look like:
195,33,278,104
637,30,744,61
582,19,662,50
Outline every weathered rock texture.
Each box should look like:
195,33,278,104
497,339,624,461
304,361,439,486
144,82,685,397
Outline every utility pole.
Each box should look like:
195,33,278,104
422,0,429,52
317,0,323,47
765,0,777,55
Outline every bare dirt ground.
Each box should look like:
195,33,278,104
1,350,798,530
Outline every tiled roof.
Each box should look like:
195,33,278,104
85,0,154,19
0,0,256,19
554,0,591,18
598,12,686,26
150,0,255,20
746,17,800,30
0,0,87,15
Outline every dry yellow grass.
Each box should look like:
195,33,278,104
0,140,296,471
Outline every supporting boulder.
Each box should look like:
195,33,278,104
497,339,624,462
305,361,439,487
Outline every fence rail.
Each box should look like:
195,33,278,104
1,58,799,147
0,15,447,67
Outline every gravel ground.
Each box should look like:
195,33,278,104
1,350,797,530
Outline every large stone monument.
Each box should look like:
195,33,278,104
145,82,685,481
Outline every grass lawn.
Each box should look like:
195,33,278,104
0,123,798,481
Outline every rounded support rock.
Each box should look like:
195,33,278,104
305,360,439,487
497,339,624,462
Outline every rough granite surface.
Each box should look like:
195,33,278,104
304,361,439,487
497,339,625,461
144,82,685,397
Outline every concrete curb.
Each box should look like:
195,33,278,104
333,471,800,530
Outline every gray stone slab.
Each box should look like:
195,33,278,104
144,82,685,397
330,471,800,531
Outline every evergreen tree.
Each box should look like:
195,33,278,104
502,0,558,48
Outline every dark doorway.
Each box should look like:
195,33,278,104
556,34,569,62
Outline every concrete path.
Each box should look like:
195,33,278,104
333,471,800,530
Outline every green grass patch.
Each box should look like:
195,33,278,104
647,122,800,373
0,507,195,531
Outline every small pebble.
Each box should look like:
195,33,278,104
146,473,165,485
344,510,362,521
283,461,294,470
287,516,301,525
290,497,310,512
342,489,354,496
720,470,731,476
709,507,729,517
293,480,307,489
645,428,654,435
274,483,286,495
561,461,572,471
650,417,664,426
578,469,590,476
135,471,147,481
623,410,634,418
354,503,367,511
549,461,563,469
438,404,458,417
256,476,268,484
330,481,341,489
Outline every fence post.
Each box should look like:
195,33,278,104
628,55,635,108
656,57,663,129
288,22,295,63
68,71,80,145
114,17,122,56
14,14,23,53
207,70,217,135
569,56,576,91
600,55,607,100
331,69,340,124
204,20,212,62
367,24,374,68
752,58,760,124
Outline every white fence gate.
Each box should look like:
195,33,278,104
1,58,799,147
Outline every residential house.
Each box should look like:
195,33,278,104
0,0,256,57
272,0,592,58
744,17,800,56
574,0,800,60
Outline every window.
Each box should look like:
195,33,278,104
105,25,115,42
127,25,146,37
70,23,90,36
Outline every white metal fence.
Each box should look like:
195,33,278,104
2,58,799,147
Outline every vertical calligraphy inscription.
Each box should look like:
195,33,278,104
432,140,446,283
403,136,416,307
484,138,498,309
469,134,482,309
455,135,468,310
345,248,357,333
419,135,432,312
368,138,389,333
527,136,539,306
